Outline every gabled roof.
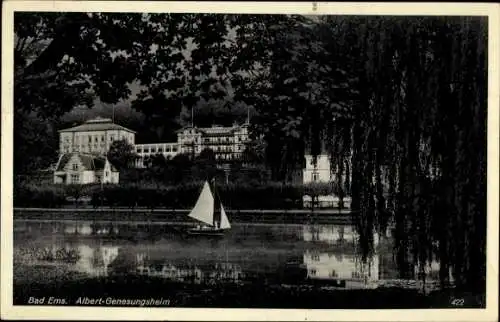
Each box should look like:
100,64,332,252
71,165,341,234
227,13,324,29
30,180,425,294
59,117,136,133
55,153,118,172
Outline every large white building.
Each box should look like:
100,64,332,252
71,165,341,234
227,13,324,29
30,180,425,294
58,117,136,155
135,123,250,167
56,117,252,177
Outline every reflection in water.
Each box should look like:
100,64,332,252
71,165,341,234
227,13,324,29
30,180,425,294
62,223,123,236
302,225,379,247
13,221,441,289
75,244,120,276
135,253,244,284
304,251,379,282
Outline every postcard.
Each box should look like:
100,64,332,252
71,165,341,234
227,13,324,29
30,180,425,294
1,1,498,321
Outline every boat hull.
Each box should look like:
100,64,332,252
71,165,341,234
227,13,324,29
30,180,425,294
186,228,226,237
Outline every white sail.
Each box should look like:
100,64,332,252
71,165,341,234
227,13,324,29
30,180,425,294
188,181,214,226
219,204,231,229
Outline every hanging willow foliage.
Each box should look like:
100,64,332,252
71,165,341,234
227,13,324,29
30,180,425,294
314,16,487,290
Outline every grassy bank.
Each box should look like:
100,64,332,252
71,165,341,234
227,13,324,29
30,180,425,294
13,273,484,309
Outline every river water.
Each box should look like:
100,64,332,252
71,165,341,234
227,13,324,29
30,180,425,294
13,220,441,291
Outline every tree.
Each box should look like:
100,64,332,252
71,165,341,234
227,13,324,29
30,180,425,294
309,16,486,289
163,153,192,184
14,12,243,172
229,15,487,289
107,139,138,170
66,184,89,207
15,13,238,116
14,112,60,173
303,182,332,211
143,153,169,182
242,139,265,164
228,15,355,181
193,148,219,181
196,148,216,163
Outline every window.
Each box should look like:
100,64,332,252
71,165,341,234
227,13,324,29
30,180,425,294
101,135,105,141
96,175,102,183
137,148,142,153
95,136,98,142
309,269,316,276
72,163,78,171
88,136,92,143
312,171,319,182
329,270,338,278
158,147,164,153
71,174,79,183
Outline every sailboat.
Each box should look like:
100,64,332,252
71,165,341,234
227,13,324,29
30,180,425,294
186,180,231,236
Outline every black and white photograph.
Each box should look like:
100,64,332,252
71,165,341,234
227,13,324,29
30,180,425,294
1,2,498,321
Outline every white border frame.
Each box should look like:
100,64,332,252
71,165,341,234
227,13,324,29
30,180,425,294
2,2,499,321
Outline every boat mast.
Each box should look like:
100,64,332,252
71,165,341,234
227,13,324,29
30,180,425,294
211,178,220,227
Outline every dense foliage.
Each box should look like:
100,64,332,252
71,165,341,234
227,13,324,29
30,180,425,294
13,182,339,210
332,17,487,291
229,15,487,290
107,139,139,170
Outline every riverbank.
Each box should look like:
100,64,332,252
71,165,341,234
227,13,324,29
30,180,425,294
13,273,484,309
14,207,354,224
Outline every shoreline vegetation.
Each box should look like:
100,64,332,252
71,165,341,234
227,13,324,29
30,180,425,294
14,181,350,211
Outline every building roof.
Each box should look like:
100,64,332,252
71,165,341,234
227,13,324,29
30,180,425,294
55,153,118,172
59,117,136,133
176,124,248,135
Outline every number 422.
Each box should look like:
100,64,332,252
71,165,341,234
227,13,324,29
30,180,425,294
451,298,465,306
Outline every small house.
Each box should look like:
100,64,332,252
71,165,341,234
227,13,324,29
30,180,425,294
53,153,119,185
